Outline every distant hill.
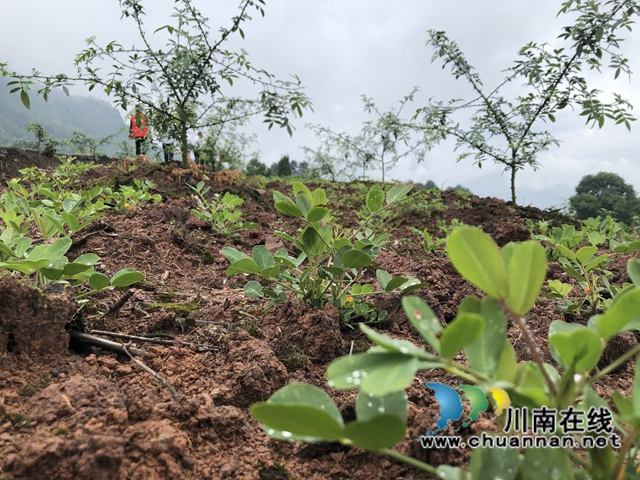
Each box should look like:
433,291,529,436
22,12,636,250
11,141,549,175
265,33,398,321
0,82,128,156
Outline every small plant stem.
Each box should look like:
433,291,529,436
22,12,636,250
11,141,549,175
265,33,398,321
567,449,590,470
612,427,639,480
590,343,640,385
381,448,439,475
502,302,558,397
445,364,480,384
451,362,490,383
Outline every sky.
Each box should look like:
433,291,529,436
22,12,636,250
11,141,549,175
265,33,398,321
1,0,639,209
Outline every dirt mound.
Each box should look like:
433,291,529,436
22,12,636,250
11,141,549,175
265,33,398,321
0,276,75,359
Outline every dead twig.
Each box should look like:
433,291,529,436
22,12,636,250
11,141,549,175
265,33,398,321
90,329,219,350
68,330,145,356
122,343,178,402
107,289,135,316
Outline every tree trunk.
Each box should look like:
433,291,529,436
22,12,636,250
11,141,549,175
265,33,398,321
180,127,189,169
510,162,517,204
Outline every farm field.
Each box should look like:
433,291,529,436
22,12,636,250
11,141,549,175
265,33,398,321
0,151,638,480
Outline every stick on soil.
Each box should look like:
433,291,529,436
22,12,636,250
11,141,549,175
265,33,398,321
122,343,178,401
68,330,145,356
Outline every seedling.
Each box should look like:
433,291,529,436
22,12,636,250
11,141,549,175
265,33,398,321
223,181,425,324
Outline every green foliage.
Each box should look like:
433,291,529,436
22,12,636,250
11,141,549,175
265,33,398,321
1,0,312,168
308,88,428,182
245,158,270,177
189,181,257,238
569,172,640,225
251,225,640,479
272,155,293,177
413,0,637,204
529,215,639,313
224,181,425,324
103,179,162,212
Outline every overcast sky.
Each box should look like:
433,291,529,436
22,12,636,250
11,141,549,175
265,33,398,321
1,0,639,208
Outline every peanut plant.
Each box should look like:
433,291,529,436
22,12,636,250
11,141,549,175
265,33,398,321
251,227,640,479
223,181,425,324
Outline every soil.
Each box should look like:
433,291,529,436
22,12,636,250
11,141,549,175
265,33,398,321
0,149,638,479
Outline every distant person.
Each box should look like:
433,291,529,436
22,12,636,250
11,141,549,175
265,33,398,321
161,125,176,163
187,131,204,164
129,108,149,155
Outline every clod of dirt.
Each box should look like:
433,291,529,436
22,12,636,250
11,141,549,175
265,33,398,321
597,332,638,373
0,275,75,359
261,302,345,364
211,329,289,407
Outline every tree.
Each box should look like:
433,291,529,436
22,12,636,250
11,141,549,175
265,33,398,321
569,172,640,224
1,0,312,168
413,0,638,204
309,88,427,182
199,104,258,170
69,130,122,160
244,157,269,177
272,155,292,177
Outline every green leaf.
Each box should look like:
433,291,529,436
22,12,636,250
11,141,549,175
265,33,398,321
343,249,372,268
0,259,50,274
366,187,384,213
259,265,280,278
88,272,110,291
634,356,640,416
628,259,640,286
301,226,326,256
270,384,343,422
62,262,92,276
469,444,521,480
327,353,423,396
437,466,470,480
612,391,634,417
29,237,72,263
360,325,435,359
252,245,275,270
312,188,327,206
226,258,260,276
575,246,597,265
274,201,303,218
386,184,412,204
548,322,602,372
307,206,329,222
462,297,507,377
244,281,264,297
343,415,406,450
384,276,408,292
251,403,343,442
60,212,79,231
355,390,408,422
596,288,640,338
292,181,313,200
73,253,99,265
447,227,507,299
402,296,441,353
295,194,312,217
222,246,249,264
494,339,518,383
505,241,547,315
521,448,573,480
376,269,392,290
440,312,484,358
110,268,144,287
20,90,30,110
548,280,572,296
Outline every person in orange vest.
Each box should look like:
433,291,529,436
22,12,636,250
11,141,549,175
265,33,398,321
129,108,150,155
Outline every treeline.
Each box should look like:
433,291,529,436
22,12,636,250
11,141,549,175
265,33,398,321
0,82,128,157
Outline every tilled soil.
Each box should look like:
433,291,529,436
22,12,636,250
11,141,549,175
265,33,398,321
0,154,637,479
